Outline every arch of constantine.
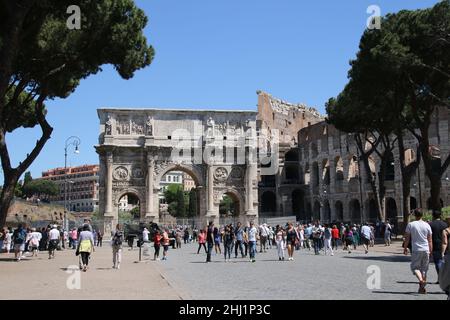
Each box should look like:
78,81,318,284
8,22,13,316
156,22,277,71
95,108,258,234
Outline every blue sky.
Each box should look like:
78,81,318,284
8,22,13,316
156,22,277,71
4,0,440,181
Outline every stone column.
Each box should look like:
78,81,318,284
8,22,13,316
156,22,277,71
206,164,215,216
105,152,113,216
145,156,158,222
245,148,257,217
329,159,336,194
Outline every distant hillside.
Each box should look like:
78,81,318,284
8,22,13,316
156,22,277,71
6,199,76,227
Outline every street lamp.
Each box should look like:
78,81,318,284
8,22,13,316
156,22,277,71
64,136,81,231
354,137,364,225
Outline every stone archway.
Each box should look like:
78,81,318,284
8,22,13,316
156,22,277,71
261,191,277,216
96,109,259,234
114,188,143,220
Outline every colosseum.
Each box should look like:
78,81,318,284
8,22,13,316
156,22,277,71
257,91,450,227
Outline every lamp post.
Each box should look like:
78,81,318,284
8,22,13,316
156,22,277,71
64,136,81,231
354,137,364,225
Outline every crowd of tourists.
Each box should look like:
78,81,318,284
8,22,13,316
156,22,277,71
1,211,449,299
0,219,101,271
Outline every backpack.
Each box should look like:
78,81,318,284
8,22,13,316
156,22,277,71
113,231,123,246
15,229,26,244
324,228,331,239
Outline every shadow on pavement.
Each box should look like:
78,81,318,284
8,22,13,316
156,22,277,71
343,255,410,263
0,257,32,262
372,290,445,295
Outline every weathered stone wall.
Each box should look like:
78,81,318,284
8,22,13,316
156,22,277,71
294,105,450,224
96,108,259,233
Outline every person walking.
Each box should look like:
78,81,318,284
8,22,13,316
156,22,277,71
71,228,78,249
243,227,249,257
369,224,375,247
12,224,27,261
213,226,222,255
176,229,182,249
206,222,214,263
323,224,334,256
429,210,448,284
360,222,372,254
311,223,322,255
248,221,257,263
29,228,42,257
3,228,11,254
153,230,162,261
286,222,299,261
184,228,190,244
162,229,170,261
234,222,245,258
0,228,5,253
77,225,94,272
304,224,312,250
344,226,353,254
197,229,207,254
384,220,392,246
111,224,124,269
223,225,234,262
259,223,269,253
331,225,340,250
96,230,103,247
403,209,433,294
48,225,60,259
440,218,450,299
275,226,286,261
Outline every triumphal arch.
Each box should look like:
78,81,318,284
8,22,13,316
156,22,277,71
95,108,258,234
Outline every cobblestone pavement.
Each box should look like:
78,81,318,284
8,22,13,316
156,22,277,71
155,240,448,300
0,245,181,300
0,241,447,300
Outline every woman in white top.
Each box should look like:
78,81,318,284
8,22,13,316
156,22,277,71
29,228,42,257
4,229,12,253
275,226,286,261
77,225,94,272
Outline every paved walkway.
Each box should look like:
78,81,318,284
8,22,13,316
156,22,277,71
0,245,181,299
155,240,448,300
0,241,447,300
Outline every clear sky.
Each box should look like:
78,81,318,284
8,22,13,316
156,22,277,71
4,0,440,182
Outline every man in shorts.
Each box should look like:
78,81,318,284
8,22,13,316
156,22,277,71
403,209,433,294
360,222,372,254
48,225,60,259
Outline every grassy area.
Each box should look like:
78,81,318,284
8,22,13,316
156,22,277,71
416,206,450,222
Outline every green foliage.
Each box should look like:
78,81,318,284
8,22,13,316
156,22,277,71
23,179,59,197
14,182,23,198
118,211,133,222
164,184,183,204
23,172,33,186
219,195,235,216
188,188,198,217
176,188,186,217
168,202,178,216
130,206,140,219
0,0,155,228
3,0,154,132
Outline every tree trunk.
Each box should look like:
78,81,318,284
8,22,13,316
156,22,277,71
401,176,411,227
378,156,387,221
419,124,443,211
396,131,420,232
356,137,383,221
0,172,18,228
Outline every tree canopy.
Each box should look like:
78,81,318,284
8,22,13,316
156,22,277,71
0,0,154,227
23,179,59,197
